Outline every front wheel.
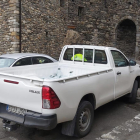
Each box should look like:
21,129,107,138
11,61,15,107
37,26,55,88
74,101,94,138
127,80,138,103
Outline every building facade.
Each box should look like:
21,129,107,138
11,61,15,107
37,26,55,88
0,0,140,60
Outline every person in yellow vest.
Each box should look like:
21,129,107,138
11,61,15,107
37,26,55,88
71,54,87,62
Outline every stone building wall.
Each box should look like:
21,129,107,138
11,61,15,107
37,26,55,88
21,0,68,59
67,0,140,59
116,19,136,59
0,0,20,55
1,0,140,60
67,0,111,46
106,0,140,59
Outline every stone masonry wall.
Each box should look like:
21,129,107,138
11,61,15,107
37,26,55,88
0,0,20,55
67,0,140,59
116,19,136,59
21,0,68,60
67,0,111,46
1,0,140,60
106,0,140,59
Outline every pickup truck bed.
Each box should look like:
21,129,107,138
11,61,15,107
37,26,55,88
0,62,111,82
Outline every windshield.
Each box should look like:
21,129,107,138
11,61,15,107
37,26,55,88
0,58,16,68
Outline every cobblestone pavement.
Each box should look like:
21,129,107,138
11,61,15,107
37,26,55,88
0,96,140,140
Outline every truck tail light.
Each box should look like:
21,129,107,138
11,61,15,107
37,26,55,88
4,79,19,84
42,86,61,109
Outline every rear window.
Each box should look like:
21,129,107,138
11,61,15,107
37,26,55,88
13,57,32,67
72,48,83,62
32,57,53,64
84,49,93,63
0,58,15,68
63,48,73,61
63,48,93,63
94,50,107,64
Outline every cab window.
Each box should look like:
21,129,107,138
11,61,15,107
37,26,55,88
0,58,15,68
63,48,73,61
32,57,53,64
13,57,32,67
111,50,128,67
84,49,93,63
63,48,93,62
63,48,84,62
72,48,83,62
94,50,107,64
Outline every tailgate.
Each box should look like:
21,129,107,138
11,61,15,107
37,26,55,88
0,75,43,113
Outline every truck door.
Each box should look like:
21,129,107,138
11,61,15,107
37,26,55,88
111,50,131,98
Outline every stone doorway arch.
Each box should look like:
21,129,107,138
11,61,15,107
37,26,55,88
116,19,136,59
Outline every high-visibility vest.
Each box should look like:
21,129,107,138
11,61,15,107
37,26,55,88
71,54,87,61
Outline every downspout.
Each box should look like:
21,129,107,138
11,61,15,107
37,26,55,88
105,0,107,8
19,0,21,53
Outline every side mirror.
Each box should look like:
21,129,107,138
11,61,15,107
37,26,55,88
129,59,136,66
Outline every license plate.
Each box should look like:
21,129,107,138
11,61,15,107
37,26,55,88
6,105,27,116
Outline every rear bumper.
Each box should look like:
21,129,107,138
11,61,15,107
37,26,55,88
24,113,57,130
0,103,57,130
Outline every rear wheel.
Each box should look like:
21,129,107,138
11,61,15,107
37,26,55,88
127,80,138,103
74,101,94,138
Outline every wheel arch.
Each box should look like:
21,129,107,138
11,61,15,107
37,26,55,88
79,93,96,110
61,93,96,137
135,76,140,88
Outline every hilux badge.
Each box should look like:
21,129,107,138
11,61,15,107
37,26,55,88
29,90,40,94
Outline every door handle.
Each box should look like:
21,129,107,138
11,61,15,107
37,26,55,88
117,72,121,75
130,70,134,73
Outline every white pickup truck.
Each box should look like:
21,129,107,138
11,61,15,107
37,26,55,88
0,45,139,138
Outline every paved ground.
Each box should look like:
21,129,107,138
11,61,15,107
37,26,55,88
0,92,140,140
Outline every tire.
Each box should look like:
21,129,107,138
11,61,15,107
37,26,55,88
127,80,138,103
74,101,94,138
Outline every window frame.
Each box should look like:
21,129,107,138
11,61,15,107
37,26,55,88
32,56,53,65
0,57,16,68
94,49,108,65
63,47,94,64
60,0,65,7
110,50,129,67
63,48,74,61
84,49,94,63
78,6,85,17
12,57,32,67
62,47,110,66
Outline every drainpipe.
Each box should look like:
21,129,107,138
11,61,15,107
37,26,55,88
105,0,107,8
19,0,21,53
